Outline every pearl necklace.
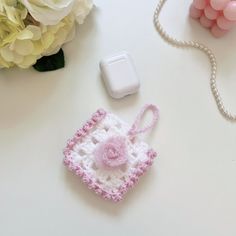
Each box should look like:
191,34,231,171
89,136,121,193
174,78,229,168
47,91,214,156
153,0,236,121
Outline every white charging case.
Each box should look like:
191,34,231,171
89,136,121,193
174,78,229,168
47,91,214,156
100,52,140,99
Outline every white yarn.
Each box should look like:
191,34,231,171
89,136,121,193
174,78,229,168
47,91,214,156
69,113,152,192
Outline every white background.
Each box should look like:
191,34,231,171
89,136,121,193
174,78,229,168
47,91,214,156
0,0,236,235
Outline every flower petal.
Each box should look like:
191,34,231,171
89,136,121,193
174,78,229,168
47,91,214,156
13,39,34,56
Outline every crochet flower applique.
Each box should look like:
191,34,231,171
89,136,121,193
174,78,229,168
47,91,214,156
94,136,128,169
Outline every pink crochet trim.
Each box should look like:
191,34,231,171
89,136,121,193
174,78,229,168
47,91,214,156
63,109,106,157
63,109,157,202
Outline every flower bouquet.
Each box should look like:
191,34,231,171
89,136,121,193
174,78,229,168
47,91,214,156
0,0,93,71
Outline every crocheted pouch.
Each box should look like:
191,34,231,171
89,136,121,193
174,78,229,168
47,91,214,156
63,104,159,202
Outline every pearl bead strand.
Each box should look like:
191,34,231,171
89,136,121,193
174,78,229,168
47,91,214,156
153,0,236,121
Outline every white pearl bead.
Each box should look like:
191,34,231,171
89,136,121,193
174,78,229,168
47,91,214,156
153,0,236,121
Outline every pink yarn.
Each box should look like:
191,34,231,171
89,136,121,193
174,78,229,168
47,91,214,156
128,104,159,139
63,107,158,202
94,136,128,168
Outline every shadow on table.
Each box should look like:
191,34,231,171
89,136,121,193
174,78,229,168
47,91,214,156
0,69,62,129
64,166,157,216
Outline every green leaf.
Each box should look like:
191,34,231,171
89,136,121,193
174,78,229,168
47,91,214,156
33,48,65,72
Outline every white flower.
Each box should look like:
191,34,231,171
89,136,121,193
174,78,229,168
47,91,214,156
20,0,93,25
0,0,93,69
73,0,93,24
0,14,76,68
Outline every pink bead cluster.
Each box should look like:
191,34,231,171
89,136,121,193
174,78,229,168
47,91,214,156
190,0,236,37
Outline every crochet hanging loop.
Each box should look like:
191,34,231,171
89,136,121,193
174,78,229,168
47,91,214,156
128,104,159,139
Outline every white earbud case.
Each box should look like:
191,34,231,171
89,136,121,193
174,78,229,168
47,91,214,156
100,52,140,99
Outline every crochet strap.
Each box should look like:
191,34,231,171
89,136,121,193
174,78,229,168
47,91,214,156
128,104,159,138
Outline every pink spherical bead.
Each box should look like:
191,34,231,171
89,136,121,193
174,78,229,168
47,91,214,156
224,1,236,21
199,14,214,28
189,4,203,19
193,0,207,9
210,0,230,10
217,15,235,30
211,24,228,37
204,5,218,20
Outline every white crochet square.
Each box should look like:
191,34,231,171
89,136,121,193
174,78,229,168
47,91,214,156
63,109,157,202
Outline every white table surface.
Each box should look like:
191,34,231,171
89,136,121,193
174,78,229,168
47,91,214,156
1,0,236,235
